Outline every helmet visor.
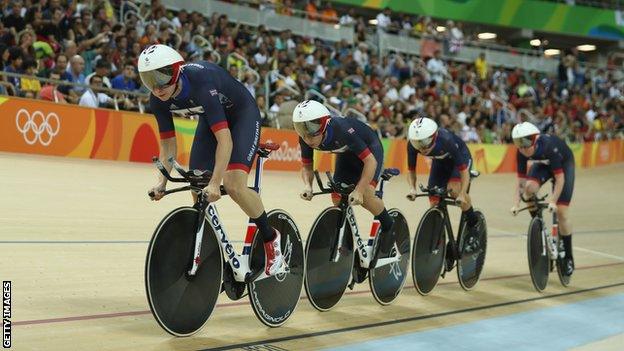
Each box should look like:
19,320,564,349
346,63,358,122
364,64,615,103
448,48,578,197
294,119,324,137
410,135,435,151
513,136,534,148
139,65,176,91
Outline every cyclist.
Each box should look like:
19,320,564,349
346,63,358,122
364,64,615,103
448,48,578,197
510,121,575,276
138,44,283,276
406,117,482,260
293,100,395,268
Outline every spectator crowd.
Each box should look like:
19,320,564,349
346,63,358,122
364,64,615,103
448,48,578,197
1,0,622,143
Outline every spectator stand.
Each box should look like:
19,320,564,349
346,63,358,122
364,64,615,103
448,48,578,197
0,71,149,113
226,52,260,86
264,69,302,129
190,35,222,63
304,88,342,116
120,1,145,27
0,81,16,96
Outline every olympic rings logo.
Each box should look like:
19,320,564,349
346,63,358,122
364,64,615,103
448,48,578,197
15,109,61,146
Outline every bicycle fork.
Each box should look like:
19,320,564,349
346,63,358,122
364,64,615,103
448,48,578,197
329,206,357,262
188,197,209,277
549,213,560,260
541,212,559,260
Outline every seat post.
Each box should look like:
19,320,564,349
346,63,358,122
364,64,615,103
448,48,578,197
253,154,266,194
377,178,386,199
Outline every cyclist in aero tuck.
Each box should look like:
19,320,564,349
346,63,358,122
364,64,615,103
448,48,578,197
406,117,483,262
510,121,575,277
138,44,283,276
293,99,395,268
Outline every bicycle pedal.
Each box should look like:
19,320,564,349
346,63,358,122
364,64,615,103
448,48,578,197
353,268,368,284
244,268,263,284
223,281,246,300
444,258,456,274
274,266,290,276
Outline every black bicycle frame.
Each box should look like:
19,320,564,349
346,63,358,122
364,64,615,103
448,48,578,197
518,193,559,249
433,198,459,266
413,185,464,273
311,171,354,261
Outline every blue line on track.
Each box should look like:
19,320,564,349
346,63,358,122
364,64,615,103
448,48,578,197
326,293,624,351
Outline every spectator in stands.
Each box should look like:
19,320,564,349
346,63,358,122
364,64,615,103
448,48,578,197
270,93,285,116
110,35,128,69
243,71,256,98
111,61,137,91
67,54,86,97
253,43,269,67
17,29,35,63
474,52,488,81
86,59,112,88
54,53,70,74
139,23,157,47
399,14,413,36
275,30,296,52
171,9,188,30
63,40,78,62
91,5,112,35
447,20,464,54
385,76,400,102
4,47,23,90
73,10,94,48
0,44,8,71
353,42,369,69
426,49,447,84
321,2,338,23
592,68,608,96
375,7,392,33
462,117,481,143
79,74,112,108
38,68,67,103
278,0,294,16
256,95,269,126
305,0,319,21
19,58,41,97
3,1,26,33
399,76,417,101
339,8,356,26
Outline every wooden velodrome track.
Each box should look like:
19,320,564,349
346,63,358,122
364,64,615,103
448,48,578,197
1,151,623,350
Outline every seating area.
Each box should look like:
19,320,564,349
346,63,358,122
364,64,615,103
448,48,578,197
1,0,622,142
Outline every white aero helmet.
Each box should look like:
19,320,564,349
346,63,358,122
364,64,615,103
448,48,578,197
292,100,331,137
408,117,438,150
138,44,184,92
511,122,540,148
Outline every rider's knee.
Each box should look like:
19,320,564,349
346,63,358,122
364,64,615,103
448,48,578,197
556,204,569,219
524,179,540,195
223,174,244,199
